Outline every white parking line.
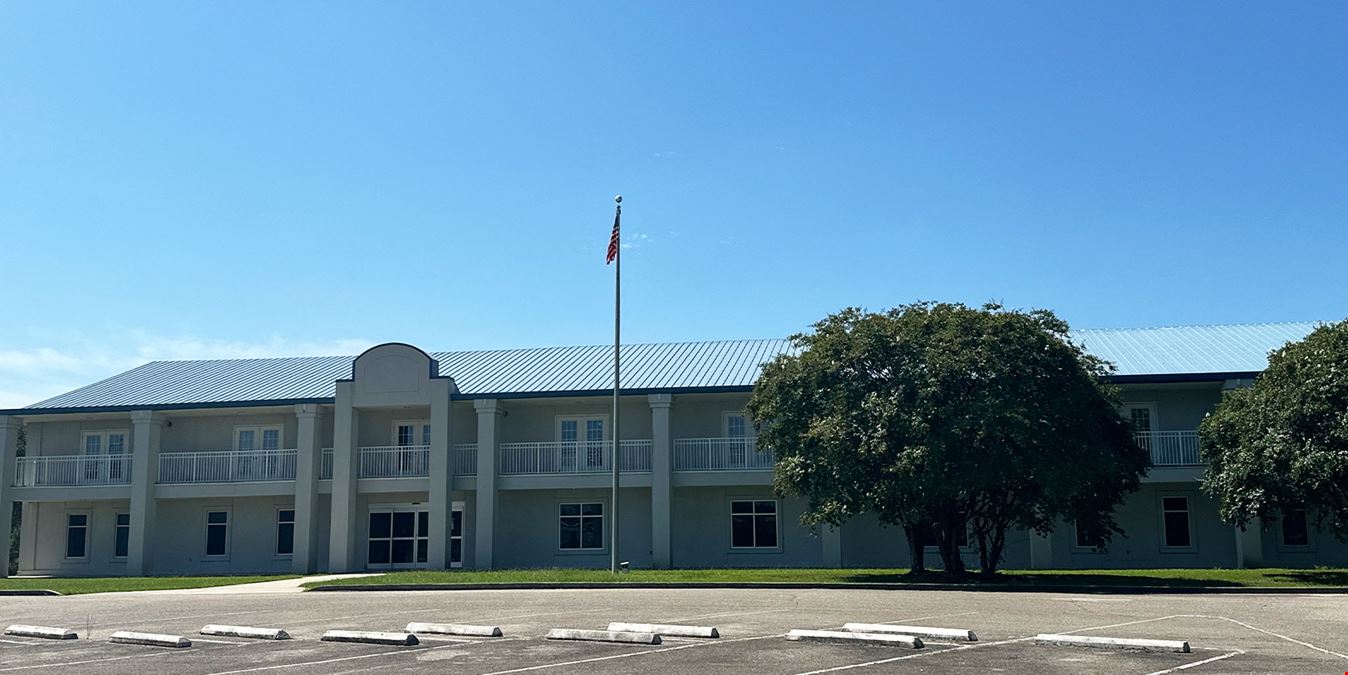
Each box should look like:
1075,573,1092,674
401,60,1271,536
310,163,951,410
203,638,519,675
0,647,187,672
192,638,251,645
794,636,1035,674
1142,650,1244,675
0,638,38,645
479,634,781,675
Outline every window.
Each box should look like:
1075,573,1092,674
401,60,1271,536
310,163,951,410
1074,522,1104,550
731,500,779,549
80,430,128,482
205,510,230,557
557,416,607,470
276,509,295,556
1281,509,1310,547
65,513,88,560
724,413,748,438
1161,496,1191,549
1122,404,1157,434
235,426,283,480
367,507,430,567
559,502,604,550
114,513,130,558
392,420,432,447
450,506,463,566
724,412,752,466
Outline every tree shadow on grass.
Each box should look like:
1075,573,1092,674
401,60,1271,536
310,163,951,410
1263,570,1348,586
838,570,1246,587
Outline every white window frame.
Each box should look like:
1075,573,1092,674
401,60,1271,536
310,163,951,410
64,510,90,562
113,512,130,559
449,500,465,568
1277,508,1314,551
234,425,283,452
1072,522,1105,552
391,420,432,447
275,507,296,559
729,498,781,551
556,415,609,470
80,430,130,482
1121,402,1159,433
366,502,435,570
1159,494,1195,552
204,508,232,560
722,412,751,438
558,501,606,552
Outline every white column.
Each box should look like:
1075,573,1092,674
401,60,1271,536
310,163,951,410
0,416,20,579
648,394,672,568
1028,530,1053,569
292,404,324,574
473,399,500,570
821,525,843,568
127,411,164,576
427,382,455,569
328,381,359,572
1235,524,1263,568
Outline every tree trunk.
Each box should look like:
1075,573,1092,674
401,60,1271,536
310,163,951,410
903,525,925,574
936,520,965,575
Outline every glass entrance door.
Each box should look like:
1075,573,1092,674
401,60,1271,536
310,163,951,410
367,503,464,569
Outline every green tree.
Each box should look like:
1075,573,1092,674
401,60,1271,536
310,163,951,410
1201,320,1348,540
9,425,23,576
747,303,1148,576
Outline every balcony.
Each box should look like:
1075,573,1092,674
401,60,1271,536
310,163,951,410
1136,431,1201,466
318,445,479,480
674,437,775,471
498,440,652,475
158,449,297,484
12,455,133,487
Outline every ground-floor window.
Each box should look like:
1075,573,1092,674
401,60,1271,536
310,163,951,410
559,502,604,550
731,500,778,549
276,509,295,557
65,513,88,560
1161,496,1191,549
114,513,130,558
205,510,230,557
1281,509,1309,547
451,508,463,564
368,507,428,567
1074,522,1104,550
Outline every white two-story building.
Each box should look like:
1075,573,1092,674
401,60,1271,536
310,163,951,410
2,322,1343,577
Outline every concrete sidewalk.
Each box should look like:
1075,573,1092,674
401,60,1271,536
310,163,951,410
123,573,382,595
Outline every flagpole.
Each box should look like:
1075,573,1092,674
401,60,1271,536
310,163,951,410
610,194,622,575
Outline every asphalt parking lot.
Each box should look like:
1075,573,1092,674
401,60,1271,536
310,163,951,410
1,587,1345,674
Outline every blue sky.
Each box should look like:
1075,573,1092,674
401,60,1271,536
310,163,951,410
2,2,1346,407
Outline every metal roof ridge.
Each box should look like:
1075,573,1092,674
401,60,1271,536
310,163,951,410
1075,320,1323,333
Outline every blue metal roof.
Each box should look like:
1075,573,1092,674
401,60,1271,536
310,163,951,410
7,322,1322,415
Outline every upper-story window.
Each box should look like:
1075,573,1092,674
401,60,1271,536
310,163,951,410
1122,404,1157,433
393,420,431,447
724,412,749,438
235,426,282,452
557,416,607,470
81,430,128,481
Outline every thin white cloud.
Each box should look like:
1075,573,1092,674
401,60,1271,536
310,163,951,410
621,232,652,250
0,331,370,410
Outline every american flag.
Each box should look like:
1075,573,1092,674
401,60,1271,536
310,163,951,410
605,205,621,264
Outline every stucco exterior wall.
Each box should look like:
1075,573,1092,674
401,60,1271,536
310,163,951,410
493,487,652,568
670,487,825,568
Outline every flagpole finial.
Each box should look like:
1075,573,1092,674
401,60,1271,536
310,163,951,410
614,195,622,204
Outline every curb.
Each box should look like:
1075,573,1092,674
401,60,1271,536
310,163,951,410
304,581,1348,595
0,590,61,596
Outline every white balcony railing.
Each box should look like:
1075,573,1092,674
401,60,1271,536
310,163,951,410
455,443,478,476
1136,430,1201,466
360,445,430,478
157,449,297,484
12,455,133,487
498,440,652,475
320,445,477,480
674,437,775,471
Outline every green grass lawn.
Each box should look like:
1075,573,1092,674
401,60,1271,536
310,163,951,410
304,567,1348,590
0,575,298,595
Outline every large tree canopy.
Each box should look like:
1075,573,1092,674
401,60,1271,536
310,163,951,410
747,302,1148,575
1201,320,1348,539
